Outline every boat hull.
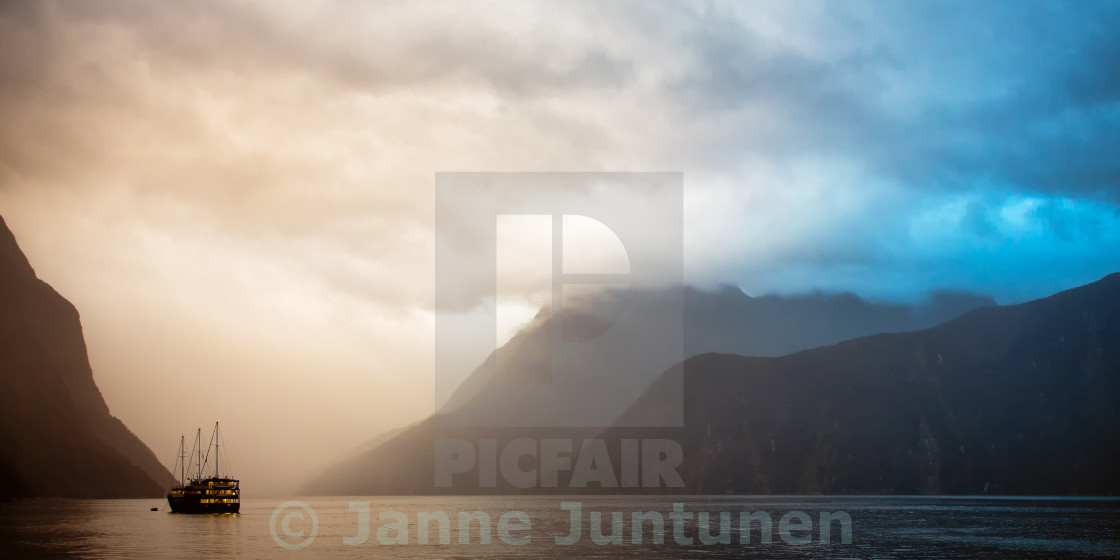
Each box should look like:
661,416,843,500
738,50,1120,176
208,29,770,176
167,476,241,514
167,494,240,514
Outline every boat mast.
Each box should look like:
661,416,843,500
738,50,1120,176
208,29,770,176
196,428,202,480
179,435,186,486
215,422,220,478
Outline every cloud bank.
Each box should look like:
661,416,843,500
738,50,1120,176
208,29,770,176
1,0,1117,492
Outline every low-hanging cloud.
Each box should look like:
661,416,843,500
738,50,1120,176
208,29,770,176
1,0,1118,493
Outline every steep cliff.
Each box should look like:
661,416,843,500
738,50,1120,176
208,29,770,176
0,215,171,499
609,273,1120,495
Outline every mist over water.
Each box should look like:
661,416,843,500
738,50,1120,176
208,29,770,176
3,496,1118,559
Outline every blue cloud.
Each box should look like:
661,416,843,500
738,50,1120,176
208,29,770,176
664,1,1120,301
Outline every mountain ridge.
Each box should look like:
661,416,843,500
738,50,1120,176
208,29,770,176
0,214,172,499
303,280,999,495
604,272,1120,495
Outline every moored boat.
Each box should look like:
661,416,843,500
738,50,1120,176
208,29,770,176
167,422,240,514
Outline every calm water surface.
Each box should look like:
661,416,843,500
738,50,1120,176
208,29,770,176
2,496,1118,559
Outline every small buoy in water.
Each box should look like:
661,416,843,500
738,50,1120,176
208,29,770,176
151,507,159,511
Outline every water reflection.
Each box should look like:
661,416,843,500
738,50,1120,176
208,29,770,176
0,496,1117,559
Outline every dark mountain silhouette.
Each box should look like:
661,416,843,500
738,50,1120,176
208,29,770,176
303,284,995,495
0,215,172,499
438,287,995,428
606,272,1120,495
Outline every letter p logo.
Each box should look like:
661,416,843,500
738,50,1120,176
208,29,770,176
435,173,683,428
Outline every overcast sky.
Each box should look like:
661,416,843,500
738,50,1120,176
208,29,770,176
2,0,1118,494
